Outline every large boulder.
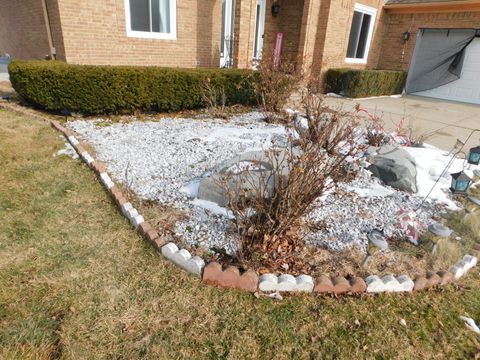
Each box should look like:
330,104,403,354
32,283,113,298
368,145,417,193
197,149,295,207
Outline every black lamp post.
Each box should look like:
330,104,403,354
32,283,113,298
468,146,480,165
450,171,472,194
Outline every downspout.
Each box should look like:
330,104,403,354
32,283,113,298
41,0,56,59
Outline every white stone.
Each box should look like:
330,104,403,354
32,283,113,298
396,275,415,292
259,274,278,292
160,242,205,276
366,275,385,293
68,135,79,146
295,275,315,292
130,214,144,228
121,202,133,216
125,208,139,221
277,275,297,292
451,255,478,279
382,275,400,292
80,151,94,166
100,173,114,189
259,273,314,293
161,242,179,259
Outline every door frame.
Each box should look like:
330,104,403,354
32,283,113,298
253,0,266,62
220,0,236,68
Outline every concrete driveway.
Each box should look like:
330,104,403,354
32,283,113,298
324,95,480,151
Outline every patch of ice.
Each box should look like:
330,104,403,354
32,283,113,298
346,179,395,198
190,199,234,219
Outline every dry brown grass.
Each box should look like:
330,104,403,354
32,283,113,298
0,107,480,359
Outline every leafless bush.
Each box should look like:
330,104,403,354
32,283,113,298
200,77,227,119
248,54,301,123
221,90,366,267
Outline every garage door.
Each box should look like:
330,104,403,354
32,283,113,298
413,38,480,105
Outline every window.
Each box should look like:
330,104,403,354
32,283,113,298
125,0,176,39
346,4,377,63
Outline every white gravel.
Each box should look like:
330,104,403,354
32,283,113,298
67,113,455,255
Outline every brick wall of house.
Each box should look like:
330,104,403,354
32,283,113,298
311,0,386,83
378,10,480,71
0,0,51,59
57,0,222,68
263,0,305,62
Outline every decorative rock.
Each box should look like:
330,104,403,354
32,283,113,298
368,145,417,193
121,202,134,217
413,275,428,291
396,275,415,292
202,262,259,292
99,173,114,189
366,275,414,293
349,277,367,293
67,135,79,146
437,270,454,285
428,223,452,238
426,272,441,287
332,276,351,294
365,275,385,293
80,151,94,166
259,273,314,293
450,255,478,279
161,242,205,276
314,275,334,293
130,214,144,228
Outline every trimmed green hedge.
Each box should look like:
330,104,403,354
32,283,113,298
9,60,256,115
325,68,407,98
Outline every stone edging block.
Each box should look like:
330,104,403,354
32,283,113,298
99,172,115,189
365,274,414,293
202,262,259,292
259,273,314,293
314,275,367,294
450,255,478,279
161,242,205,277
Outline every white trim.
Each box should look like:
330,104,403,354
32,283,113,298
124,0,177,40
253,0,266,61
345,3,377,64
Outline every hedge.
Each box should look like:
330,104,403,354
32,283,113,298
325,68,407,98
8,60,256,115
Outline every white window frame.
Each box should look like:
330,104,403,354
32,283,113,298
124,0,177,40
345,3,377,64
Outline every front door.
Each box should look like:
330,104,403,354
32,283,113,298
253,0,266,63
220,0,235,68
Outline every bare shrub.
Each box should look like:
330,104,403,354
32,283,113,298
200,77,227,119
222,91,366,268
248,54,301,123
354,105,387,147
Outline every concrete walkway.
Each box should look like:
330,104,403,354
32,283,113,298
324,95,480,152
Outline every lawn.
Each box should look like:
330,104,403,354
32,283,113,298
0,107,479,359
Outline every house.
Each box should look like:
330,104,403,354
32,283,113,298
0,0,479,104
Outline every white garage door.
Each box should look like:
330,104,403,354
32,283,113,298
414,38,480,104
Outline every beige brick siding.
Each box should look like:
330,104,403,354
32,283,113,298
378,10,480,71
0,0,50,59
57,0,222,67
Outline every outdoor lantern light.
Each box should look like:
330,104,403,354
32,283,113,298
450,171,472,194
428,223,452,254
468,146,480,165
272,2,280,16
402,31,411,43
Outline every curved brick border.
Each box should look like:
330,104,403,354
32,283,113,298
1,101,479,297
